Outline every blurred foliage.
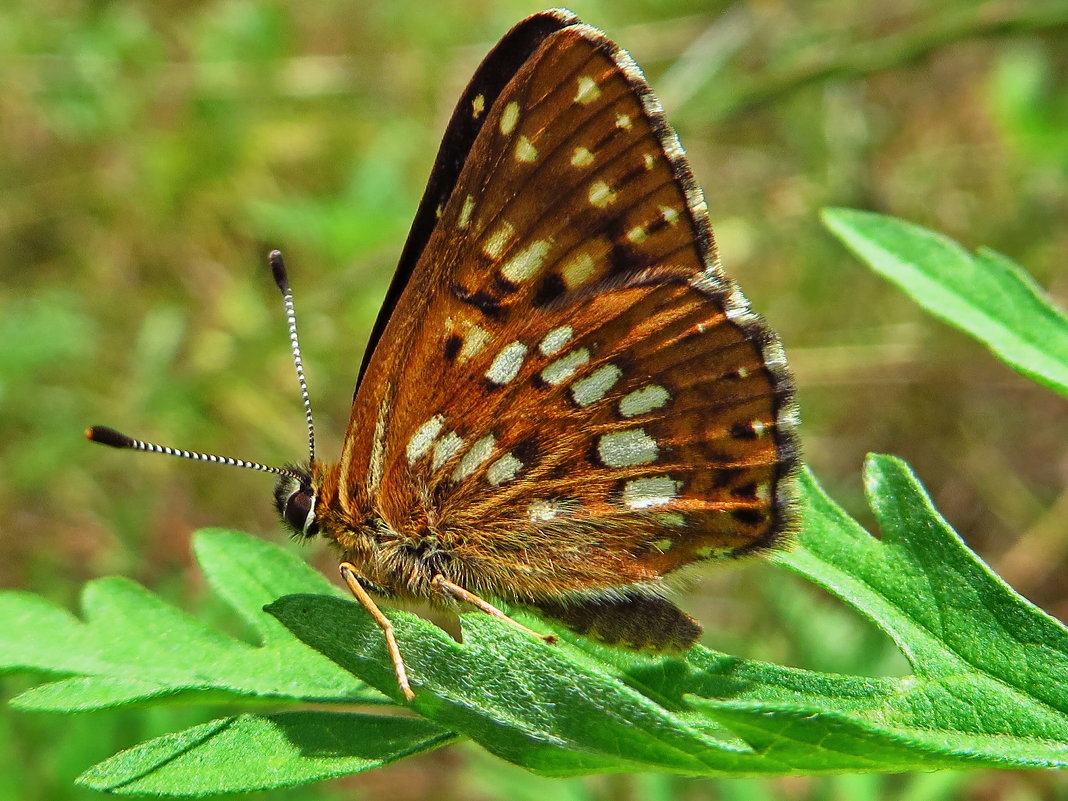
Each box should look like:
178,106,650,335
0,0,1065,799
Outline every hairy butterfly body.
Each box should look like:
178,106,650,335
90,10,801,701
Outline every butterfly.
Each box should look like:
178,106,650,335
89,9,801,701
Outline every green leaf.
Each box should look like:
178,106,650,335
822,207,1068,397
0,529,382,711
267,594,733,776
773,457,1068,753
4,459,1067,793
77,711,455,795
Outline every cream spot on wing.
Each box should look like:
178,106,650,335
501,239,551,283
472,93,486,118
598,428,659,468
575,75,601,104
752,420,768,437
483,221,516,260
623,476,680,509
615,112,633,130
458,194,475,229
432,431,464,471
659,205,680,225
626,225,648,244
562,251,596,288
485,341,527,385
435,203,443,219
540,347,589,385
487,452,523,486
571,363,622,407
736,367,750,378
528,499,559,522
570,146,594,167
514,135,538,162
458,323,491,363
452,434,496,482
643,153,656,170
618,385,671,418
755,483,771,502
538,325,572,356
499,101,520,135
406,415,444,464
588,180,616,208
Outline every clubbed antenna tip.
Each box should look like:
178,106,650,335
269,250,290,293
86,425,134,449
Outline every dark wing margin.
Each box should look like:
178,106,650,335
579,23,803,549
355,9,583,389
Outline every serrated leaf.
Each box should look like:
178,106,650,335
266,457,1068,776
0,529,382,711
772,457,1068,756
5,459,1067,791
822,207,1068,397
77,711,454,796
268,594,732,776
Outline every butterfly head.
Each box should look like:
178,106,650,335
273,465,320,539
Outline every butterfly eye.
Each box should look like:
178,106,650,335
273,474,319,538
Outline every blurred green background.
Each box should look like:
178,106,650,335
2,0,1066,799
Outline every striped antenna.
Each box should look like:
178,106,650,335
270,250,317,465
87,251,317,482
85,426,304,481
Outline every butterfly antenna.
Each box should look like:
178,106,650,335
85,425,304,480
269,250,317,465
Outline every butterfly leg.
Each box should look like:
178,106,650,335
430,574,557,645
339,562,416,702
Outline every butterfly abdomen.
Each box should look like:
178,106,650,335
533,589,702,652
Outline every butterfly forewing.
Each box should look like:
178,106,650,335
354,10,581,387
327,19,799,603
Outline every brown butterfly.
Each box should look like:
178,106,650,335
88,9,801,701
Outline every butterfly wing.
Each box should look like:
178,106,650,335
354,10,581,389
332,15,800,606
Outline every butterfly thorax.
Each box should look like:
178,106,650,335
305,460,460,601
